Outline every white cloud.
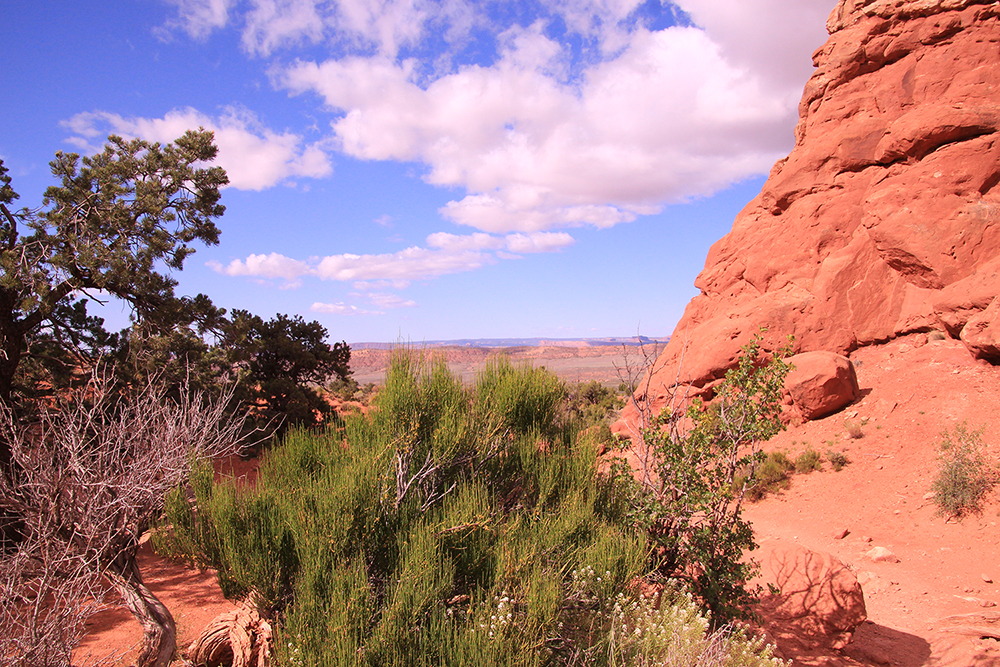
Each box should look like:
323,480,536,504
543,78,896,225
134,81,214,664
238,0,478,57
278,0,830,233
504,232,575,254
162,0,234,39
208,229,574,287
151,0,831,233
61,107,333,190
208,252,312,279
310,301,383,315
426,232,505,252
358,292,417,309
675,0,833,93
242,0,327,54
315,246,491,282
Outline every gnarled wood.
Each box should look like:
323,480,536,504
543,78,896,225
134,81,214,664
188,597,272,667
104,553,176,667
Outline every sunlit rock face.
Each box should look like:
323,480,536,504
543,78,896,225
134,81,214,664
618,0,1000,430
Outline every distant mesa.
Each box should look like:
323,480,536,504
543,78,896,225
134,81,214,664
350,336,668,350
619,0,1000,432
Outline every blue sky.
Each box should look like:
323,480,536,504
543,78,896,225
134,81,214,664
1,0,831,343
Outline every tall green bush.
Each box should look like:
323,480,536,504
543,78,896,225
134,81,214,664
161,350,785,666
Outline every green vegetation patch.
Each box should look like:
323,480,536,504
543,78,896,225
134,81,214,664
932,423,996,519
159,351,786,667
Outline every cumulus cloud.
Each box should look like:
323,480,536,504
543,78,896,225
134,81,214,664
152,0,830,232
315,246,491,282
207,252,312,280
505,232,575,254
237,0,481,58
675,0,833,92
208,230,573,288
426,230,574,253
61,107,332,190
277,0,830,232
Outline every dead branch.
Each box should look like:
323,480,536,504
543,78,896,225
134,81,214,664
0,371,246,667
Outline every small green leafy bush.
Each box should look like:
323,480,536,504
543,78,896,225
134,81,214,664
932,423,996,519
615,335,792,623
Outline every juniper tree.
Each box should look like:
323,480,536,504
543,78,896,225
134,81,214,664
0,130,228,464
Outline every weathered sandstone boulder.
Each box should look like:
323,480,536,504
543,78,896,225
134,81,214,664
621,0,1000,430
759,547,867,651
961,295,1000,362
785,351,860,420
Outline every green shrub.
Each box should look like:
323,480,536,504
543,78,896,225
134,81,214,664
741,451,794,502
826,450,850,472
932,424,996,518
159,349,786,666
794,448,822,474
616,335,792,623
562,380,624,429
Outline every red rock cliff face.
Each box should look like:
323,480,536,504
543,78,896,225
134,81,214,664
619,0,1000,430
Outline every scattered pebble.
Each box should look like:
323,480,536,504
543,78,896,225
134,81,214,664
983,573,994,584
833,528,850,540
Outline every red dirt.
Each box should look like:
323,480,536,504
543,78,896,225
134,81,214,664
76,336,1000,666
748,334,1000,666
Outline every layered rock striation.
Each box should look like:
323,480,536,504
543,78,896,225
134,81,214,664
620,0,1000,430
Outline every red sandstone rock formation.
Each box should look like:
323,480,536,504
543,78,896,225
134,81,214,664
619,0,1000,430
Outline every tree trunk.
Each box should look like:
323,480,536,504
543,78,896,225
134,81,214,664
105,552,177,667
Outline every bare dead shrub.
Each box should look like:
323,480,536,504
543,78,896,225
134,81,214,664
0,538,111,667
0,374,245,667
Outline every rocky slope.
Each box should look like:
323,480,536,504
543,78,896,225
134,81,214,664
619,0,1000,430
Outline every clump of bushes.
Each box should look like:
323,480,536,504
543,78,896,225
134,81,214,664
738,445,850,503
561,380,623,427
931,423,996,519
739,452,795,501
159,351,786,666
795,448,822,474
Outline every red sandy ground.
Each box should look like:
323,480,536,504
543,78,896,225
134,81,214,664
76,335,999,666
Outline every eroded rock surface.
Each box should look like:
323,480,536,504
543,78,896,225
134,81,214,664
784,351,860,420
619,0,1000,430
759,547,868,652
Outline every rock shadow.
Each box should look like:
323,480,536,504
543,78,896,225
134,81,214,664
844,621,931,666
